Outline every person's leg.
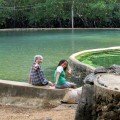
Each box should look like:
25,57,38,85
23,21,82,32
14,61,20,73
65,82,76,88
55,85,66,89
55,83,70,89
55,82,76,89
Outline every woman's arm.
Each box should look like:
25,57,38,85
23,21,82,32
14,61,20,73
55,72,60,85
65,67,72,78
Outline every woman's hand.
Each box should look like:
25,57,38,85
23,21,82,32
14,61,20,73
48,81,54,86
68,68,72,74
54,81,57,85
66,68,73,78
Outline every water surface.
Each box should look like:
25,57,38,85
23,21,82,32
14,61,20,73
0,29,120,82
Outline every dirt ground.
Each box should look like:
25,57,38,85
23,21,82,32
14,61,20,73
0,104,77,120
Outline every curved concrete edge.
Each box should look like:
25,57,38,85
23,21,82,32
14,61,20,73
70,46,120,62
68,46,120,85
94,74,120,92
69,53,95,70
94,74,120,101
0,79,67,108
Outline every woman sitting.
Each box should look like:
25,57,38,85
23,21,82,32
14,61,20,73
54,60,76,89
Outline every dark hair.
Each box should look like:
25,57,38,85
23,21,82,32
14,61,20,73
57,59,68,71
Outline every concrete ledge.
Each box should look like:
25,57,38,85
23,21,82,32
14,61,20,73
0,80,66,108
0,28,120,32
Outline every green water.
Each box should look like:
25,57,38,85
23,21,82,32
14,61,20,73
0,29,120,82
77,50,120,67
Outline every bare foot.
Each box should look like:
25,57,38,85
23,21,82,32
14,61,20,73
71,83,76,89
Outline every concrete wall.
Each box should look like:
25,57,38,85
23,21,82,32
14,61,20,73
94,74,120,120
70,47,120,119
68,47,120,86
75,73,120,120
0,80,66,108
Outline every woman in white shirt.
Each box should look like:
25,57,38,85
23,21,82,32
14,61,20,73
54,60,76,89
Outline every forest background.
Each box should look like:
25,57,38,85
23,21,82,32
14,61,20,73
0,0,120,28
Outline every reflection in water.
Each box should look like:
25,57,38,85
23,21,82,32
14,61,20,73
71,30,75,53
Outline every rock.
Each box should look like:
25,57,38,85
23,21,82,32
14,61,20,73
106,111,117,119
93,64,120,75
45,117,52,120
96,105,102,112
75,84,95,120
110,64,120,74
83,73,95,84
62,87,82,104
107,103,114,111
94,66,107,74
100,111,108,118
97,78,107,87
101,106,108,112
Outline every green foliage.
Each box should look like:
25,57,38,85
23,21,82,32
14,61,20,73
0,0,120,28
0,0,9,27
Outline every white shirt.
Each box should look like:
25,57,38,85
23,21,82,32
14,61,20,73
56,66,63,73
